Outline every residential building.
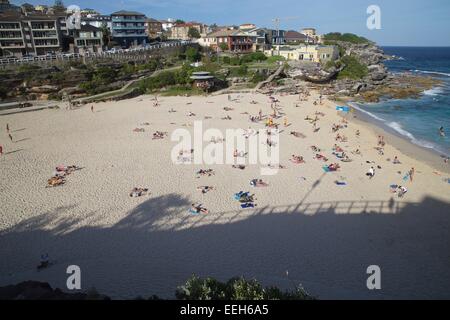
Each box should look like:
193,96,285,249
0,0,20,13
244,28,270,51
0,11,63,57
80,9,100,17
201,29,254,53
169,22,205,40
284,30,315,44
301,27,322,43
145,18,162,38
265,44,339,63
71,24,103,54
267,29,286,45
111,10,147,48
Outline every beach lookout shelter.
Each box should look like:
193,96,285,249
190,72,215,91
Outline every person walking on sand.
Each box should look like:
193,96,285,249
8,133,13,143
91,105,94,113
6,123,9,134
409,167,415,182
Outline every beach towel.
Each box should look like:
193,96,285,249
241,203,256,209
403,173,410,181
189,209,200,216
322,166,331,173
335,181,347,186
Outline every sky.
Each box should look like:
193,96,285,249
11,0,450,46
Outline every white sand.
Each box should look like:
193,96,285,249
1,92,450,299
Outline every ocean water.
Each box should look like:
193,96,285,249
352,47,450,157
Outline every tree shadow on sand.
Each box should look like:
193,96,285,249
1,194,450,300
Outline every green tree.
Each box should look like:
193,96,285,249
187,27,201,39
219,42,228,52
175,19,185,24
185,47,201,62
100,22,111,48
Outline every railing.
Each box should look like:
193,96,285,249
0,40,192,66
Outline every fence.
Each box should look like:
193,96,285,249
0,40,193,69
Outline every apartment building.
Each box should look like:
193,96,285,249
0,11,63,57
111,10,148,48
201,29,254,53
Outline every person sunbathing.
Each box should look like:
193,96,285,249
187,112,196,117
250,179,269,187
133,128,145,132
129,187,149,198
191,203,209,214
232,164,246,170
47,176,65,187
290,131,305,138
315,154,328,162
333,144,344,153
290,155,305,164
197,186,214,194
311,146,321,153
224,107,234,111
152,131,167,139
328,163,340,171
196,169,215,177
222,115,232,120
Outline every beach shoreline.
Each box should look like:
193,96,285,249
348,105,450,174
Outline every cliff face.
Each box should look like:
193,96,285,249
286,41,440,102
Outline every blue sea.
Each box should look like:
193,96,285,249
352,47,450,157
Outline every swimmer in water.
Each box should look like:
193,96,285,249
439,126,445,137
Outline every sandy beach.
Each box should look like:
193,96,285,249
1,91,450,299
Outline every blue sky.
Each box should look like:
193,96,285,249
12,0,450,46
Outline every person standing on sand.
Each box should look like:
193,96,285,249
8,133,13,143
91,105,94,113
409,167,415,182
6,123,9,133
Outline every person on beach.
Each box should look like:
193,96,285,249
6,123,9,133
409,167,415,182
91,105,94,113
367,167,375,179
393,156,401,164
0,144,3,156
8,133,13,143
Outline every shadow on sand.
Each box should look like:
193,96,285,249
0,194,449,300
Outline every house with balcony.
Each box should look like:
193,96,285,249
111,10,147,48
201,29,254,53
72,24,103,54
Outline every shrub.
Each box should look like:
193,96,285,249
323,32,371,44
176,275,313,300
337,55,368,79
